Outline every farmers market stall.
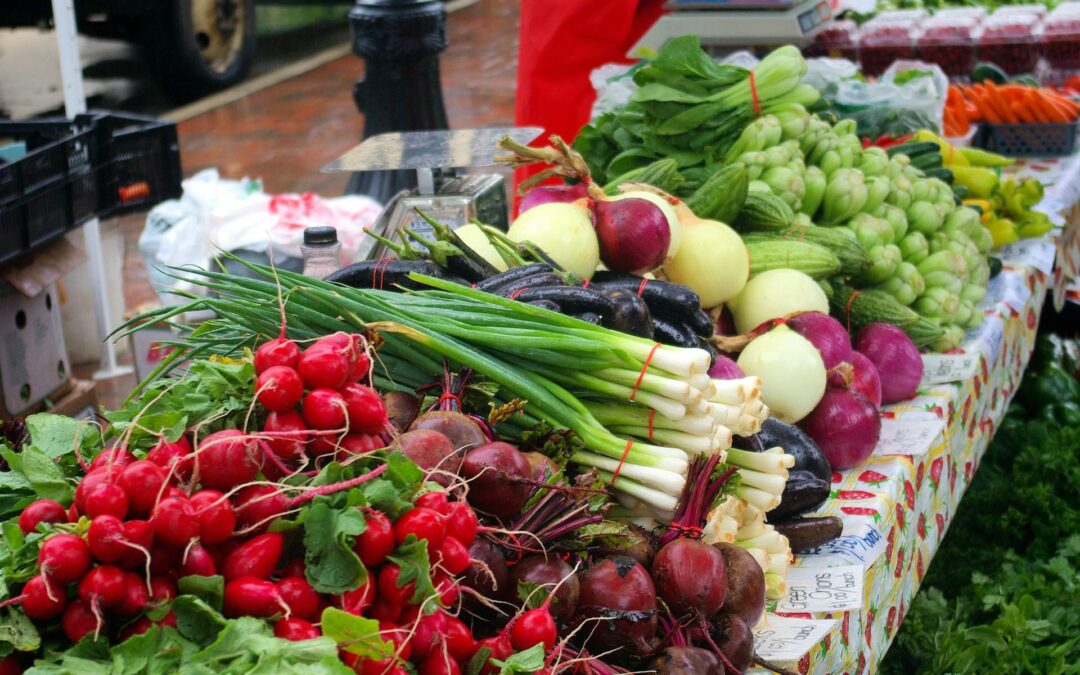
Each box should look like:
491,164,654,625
2,28,1080,675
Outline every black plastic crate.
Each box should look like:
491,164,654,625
94,112,181,214
973,121,1079,157
24,179,69,248
68,168,97,226
0,200,24,266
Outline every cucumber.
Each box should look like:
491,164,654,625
733,192,794,231
887,141,939,159
822,280,945,348
743,226,870,277
924,168,955,184
685,164,749,223
603,158,684,195
910,152,943,171
744,239,841,280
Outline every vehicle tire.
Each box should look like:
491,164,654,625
145,0,256,102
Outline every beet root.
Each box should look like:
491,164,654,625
509,555,579,622
573,556,658,657
391,429,459,487
714,542,765,626
459,442,532,518
648,645,723,674
652,538,728,617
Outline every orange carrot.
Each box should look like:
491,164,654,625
983,81,1020,124
1026,90,1054,123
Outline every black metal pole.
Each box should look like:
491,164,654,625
346,0,449,201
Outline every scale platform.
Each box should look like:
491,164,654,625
631,0,832,54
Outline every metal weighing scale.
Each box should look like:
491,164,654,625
631,0,833,54
324,127,542,261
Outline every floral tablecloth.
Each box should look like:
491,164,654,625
748,155,1075,674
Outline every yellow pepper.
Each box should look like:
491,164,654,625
986,217,1020,248
963,199,993,223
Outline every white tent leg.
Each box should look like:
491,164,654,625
50,0,132,380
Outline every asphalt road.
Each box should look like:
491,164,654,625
0,7,352,119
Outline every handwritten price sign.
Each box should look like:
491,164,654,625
778,565,864,613
753,615,836,662
921,353,979,385
874,415,946,457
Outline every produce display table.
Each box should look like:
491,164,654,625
751,153,1077,674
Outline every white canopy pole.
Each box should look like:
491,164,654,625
50,0,132,380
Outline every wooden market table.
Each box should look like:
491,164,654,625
749,150,1080,674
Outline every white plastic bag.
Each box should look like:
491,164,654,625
589,63,638,119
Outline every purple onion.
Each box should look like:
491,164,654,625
854,323,923,404
519,183,590,214
787,313,853,370
799,387,881,470
708,354,744,380
827,351,883,408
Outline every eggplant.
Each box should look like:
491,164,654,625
599,287,653,338
738,418,832,483
495,273,565,297
476,263,554,292
698,337,718,366
652,316,700,349
325,260,465,290
573,312,602,325
590,271,702,315
769,470,830,521
772,516,843,553
528,300,562,312
512,286,617,316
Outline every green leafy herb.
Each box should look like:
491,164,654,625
319,608,390,660
302,498,367,595
386,536,437,608
493,644,546,674
178,575,225,613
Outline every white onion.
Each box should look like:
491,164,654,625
507,201,599,279
737,324,826,423
454,223,507,272
728,269,829,335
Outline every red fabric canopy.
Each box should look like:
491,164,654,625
513,0,665,203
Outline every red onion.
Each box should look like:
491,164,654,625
519,183,589,215
799,387,881,470
787,313,852,371
826,351,882,408
854,323,923,404
708,354,744,380
593,194,676,275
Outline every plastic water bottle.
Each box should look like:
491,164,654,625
301,226,341,279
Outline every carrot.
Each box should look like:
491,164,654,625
1025,90,1054,124
1034,90,1066,123
970,85,1003,124
1044,90,1080,119
983,81,1020,124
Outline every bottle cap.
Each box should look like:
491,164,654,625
304,226,338,246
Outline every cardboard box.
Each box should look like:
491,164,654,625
46,379,98,420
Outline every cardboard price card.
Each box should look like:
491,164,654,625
874,415,946,457
777,565,864,613
753,614,837,663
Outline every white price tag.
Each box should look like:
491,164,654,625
999,238,1057,276
796,525,888,568
753,615,836,662
777,565,864,613
874,415,946,457
921,353,978,384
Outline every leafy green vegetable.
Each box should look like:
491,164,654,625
318,608,390,660
104,359,255,450
177,576,225,613
492,644,546,674
387,536,438,608
302,498,367,595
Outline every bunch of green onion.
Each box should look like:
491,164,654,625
121,260,776,517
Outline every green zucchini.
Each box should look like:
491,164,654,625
733,192,794,232
923,167,955,184
744,226,870,277
685,164,749,223
910,152,943,171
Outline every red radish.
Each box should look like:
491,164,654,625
233,485,288,532
339,574,375,615
433,572,459,607
378,621,413,662
340,384,388,434
301,389,347,430
263,410,308,460
335,433,381,461
120,616,154,641
5,575,66,620
472,635,512,675
194,429,262,491
444,502,478,546
418,655,461,675
800,387,881,470
255,337,301,373
350,351,371,383
297,346,352,391
79,565,126,609
89,447,136,473
519,183,589,214
277,577,320,620
146,436,194,481
88,516,129,563
394,508,446,549
181,542,218,577
149,545,179,576
368,597,402,623
74,470,115,513
84,483,129,520
118,461,168,516
151,495,200,547
377,564,415,606
415,492,450,514
66,503,77,523
222,533,284,580
149,576,177,604
189,490,236,545
410,611,450,660
119,521,154,569
510,606,557,651
115,572,149,615
223,577,286,617
39,533,91,584
854,323,923,404
435,537,470,576
62,599,100,642
274,618,320,641
0,655,20,675
18,499,67,534
256,366,304,412
157,610,177,628
355,510,395,567
442,615,477,660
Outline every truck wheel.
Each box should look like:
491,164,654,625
147,0,256,101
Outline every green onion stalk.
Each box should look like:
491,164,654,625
118,259,769,517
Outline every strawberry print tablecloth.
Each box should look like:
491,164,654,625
749,176,1067,674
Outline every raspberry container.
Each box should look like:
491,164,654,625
809,20,859,61
918,14,981,77
978,12,1043,75
1042,4,1080,70
858,16,922,77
